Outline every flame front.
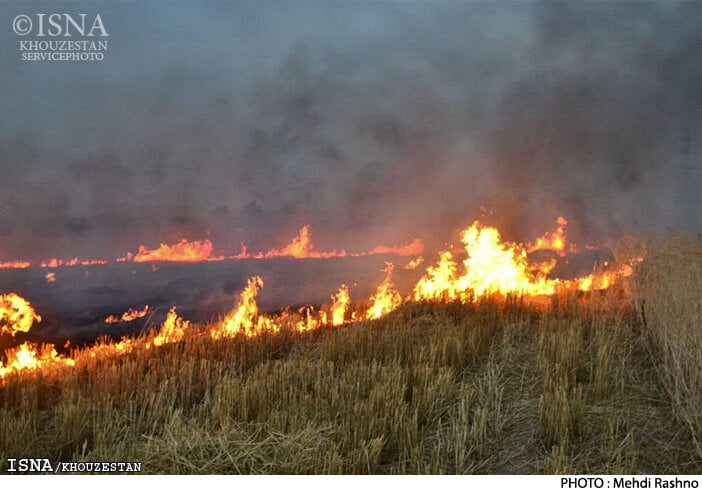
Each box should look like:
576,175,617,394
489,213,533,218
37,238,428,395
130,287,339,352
0,214,643,381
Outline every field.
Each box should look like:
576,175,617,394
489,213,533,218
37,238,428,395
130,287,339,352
0,234,701,474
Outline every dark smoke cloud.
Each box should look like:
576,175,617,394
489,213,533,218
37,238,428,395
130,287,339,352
0,1,700,261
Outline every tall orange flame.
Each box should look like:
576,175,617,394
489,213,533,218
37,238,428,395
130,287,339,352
330,285,350,326
366,263,403,320
211,276,274,338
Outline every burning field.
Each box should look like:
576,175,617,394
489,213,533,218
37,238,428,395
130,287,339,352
1,215,701,474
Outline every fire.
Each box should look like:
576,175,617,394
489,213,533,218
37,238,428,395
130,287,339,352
261,225,335,258
40,258,108,268
404,257,424,270
0,342,75,377
457,222,560,297
0,258,108,269
105,305,151,323
0,212,647,381
366,263,403,320
330,285,350,326
576,260,640,292
211,276,275,338
235,225,422,260
129,239,215,263
528,216,568,256
363,238,424,257
413,221,563,301
151,308,190,347
412,251,461,301
0,226,421,268
0,261,31,269
412,219,638,302
45,272,56,283
0,293,42,337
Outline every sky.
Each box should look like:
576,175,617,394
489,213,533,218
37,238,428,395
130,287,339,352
0,1,700,260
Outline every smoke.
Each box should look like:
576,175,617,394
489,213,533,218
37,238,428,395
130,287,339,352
0,1,700,260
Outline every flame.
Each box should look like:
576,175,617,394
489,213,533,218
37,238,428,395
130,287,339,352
404,257,424,270
576,259,640,292
0,342,74,377
253,226,348,259
0,213,647,381
412,222,562,301
366,263,403,320
151,308,190,347
528,216,568,256
105,305,151,323
0,227,420,268
211,276,275,338
40,258,108,268
130,239,215,263
1,258,107,269
0,261,31,269
412,251,461,301
330,285,350,326
45,272,56,283
232,225,422,260
363,238,424,257
0,293,41,337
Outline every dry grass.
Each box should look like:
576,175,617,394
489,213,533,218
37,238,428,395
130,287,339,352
0,234,701,474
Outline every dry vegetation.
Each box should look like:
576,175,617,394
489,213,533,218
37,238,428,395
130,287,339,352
0,235,701,474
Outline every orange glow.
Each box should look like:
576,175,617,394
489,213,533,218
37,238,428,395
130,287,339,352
45,272,56,283
105,305,151,323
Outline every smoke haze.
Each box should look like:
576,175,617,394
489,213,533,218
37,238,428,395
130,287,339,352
1,1,700,261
